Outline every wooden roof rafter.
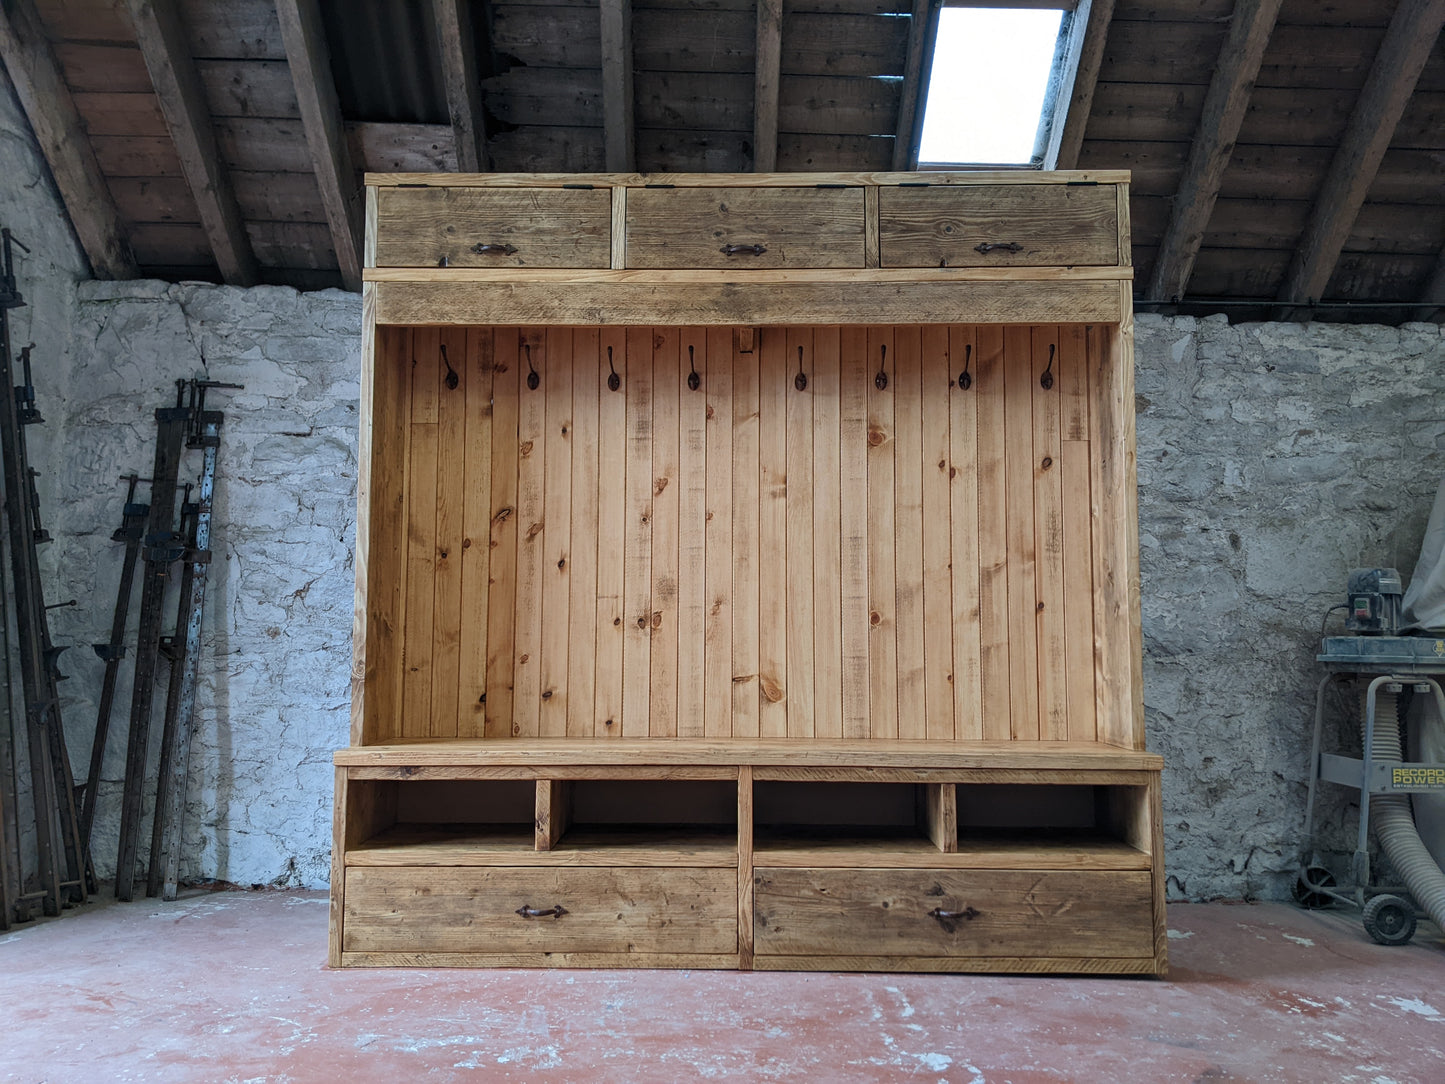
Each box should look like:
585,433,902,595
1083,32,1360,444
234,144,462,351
1276,0,1445,315
1145,0,1282,304
124,0,258,287
0,0,136,279
432,0,490,173
753,0,782,172
600,0,635,172
276,0,362,292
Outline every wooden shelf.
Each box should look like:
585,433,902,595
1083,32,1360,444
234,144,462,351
754,828,1149,871
349,824,737,867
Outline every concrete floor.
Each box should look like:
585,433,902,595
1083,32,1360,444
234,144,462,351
1,892,1442,1082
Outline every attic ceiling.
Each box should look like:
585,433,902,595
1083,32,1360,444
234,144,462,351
1,0,1443,322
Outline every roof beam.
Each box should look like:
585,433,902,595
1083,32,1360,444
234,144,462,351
1277,0,1445,311
276,0,362,291
431,0,488,173
753,0,782,171
1146,0,1281,303
125,0,257,286
0,0,136,278
893,0,940,170
599,0,634,172
1051,0,1112,171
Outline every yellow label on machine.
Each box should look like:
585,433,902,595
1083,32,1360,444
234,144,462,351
1392,767,1445,789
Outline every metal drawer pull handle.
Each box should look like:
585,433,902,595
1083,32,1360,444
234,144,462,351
928,906,980,922
974,242,1023,255
721,243,767,257
515,904,568,919
473,243,518,256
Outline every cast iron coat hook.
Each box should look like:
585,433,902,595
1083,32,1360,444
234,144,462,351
440,343,459,390
1040,342,1055,390
795,345,808,392
687,344,701,391
524,342,540,390
958,343,972,390
875,343,889,391
607,346,621,391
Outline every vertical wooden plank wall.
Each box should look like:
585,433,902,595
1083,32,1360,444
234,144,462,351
368,324,1104,745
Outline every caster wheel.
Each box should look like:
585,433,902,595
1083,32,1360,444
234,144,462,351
1362,894,1416,946
1292,865,1336,909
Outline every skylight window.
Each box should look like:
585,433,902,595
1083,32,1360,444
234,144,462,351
917,5,1070,167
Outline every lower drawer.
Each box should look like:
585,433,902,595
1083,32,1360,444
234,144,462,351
753,868,1153,958
344,866,737,955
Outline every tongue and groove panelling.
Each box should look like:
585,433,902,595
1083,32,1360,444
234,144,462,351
366,325,1100,743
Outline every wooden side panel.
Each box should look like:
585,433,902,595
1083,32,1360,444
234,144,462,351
365,327,411,744
732,329,761,738
1091,314,1143,750
704,326,735,739
866,326,898,740
650,328,681,737
758,328,789,737
513,330,548,737
838,327,870,738
457,328,494,738
595,329,628,736
1003,326,1039,741
678,328,709,738
535,779,571,850
485,333,520,737
893,326,926,740
1032,326,1068,742
539,330,573,737
812,327,844,741
567,330,600,738
623,327,655,738
924,783,958,853
785,327,815,740
975,326,1010,741
402,327,440,738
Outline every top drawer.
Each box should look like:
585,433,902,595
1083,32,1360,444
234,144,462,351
373,186,613,268
626,187,865,269
879,185,1120,268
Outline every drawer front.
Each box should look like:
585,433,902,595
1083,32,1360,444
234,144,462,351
626,187,865,269
344,866,736,954
373,187,613,268
754,868,1152,958
879,185,1119,268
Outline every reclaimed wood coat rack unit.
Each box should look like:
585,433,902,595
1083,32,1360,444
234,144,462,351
334,171,1165,976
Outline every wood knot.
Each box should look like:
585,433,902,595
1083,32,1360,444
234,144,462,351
613,617,622,626
557,557,566,570
519,440,534,457
651,611,663,630
706,405,715,420
1041,456,1053,471
732,673,754,684
492,507,514,526
867,426,887,447
869,611,882,626
1036,601,1045,613
760,676,784,703
605,718,615,727
542,690,553,699
526,521,544,541
519,653,530,664
438,549,448,559
637,616,648,629
948,466,957,480
462,538,472,549
654,476,669,495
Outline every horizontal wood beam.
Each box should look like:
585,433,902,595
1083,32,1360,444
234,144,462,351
125,0,257,286
276,0,363,291
1051,0,1113,171
431,0,489,173
1146,0,1281,303
753,0,782,172
0,0,136,278
1277,0,1445,310
599,0,634,172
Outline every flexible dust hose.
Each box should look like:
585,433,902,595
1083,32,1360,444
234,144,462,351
1367,691,1445,932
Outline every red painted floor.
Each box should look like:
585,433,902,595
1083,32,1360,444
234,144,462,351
1,892,1442,1082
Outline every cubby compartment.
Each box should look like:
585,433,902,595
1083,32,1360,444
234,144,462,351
951,783,1154,869
343,778,538,864
752,781,955,863
544,779,739,864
